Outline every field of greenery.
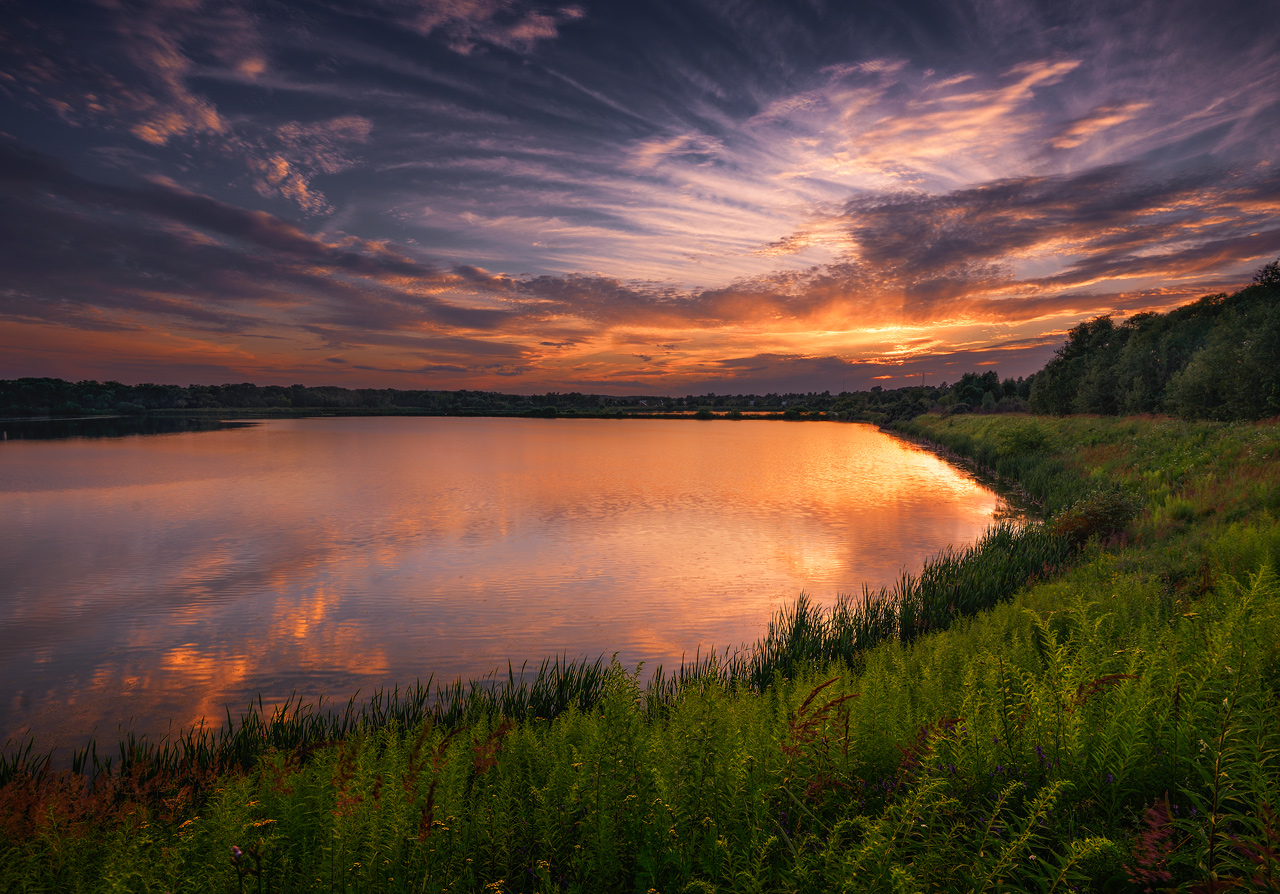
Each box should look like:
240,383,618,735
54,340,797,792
3,413,1280,892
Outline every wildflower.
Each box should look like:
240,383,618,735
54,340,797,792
1125,798,1175,889
231,845,243,864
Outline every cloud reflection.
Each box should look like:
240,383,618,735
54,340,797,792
0,418,1009,747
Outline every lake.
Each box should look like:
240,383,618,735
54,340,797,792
0,416,1017,751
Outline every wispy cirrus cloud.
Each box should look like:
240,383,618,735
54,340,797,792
248,116,374,213
0,0,262,144
381,0,586,53
1048,102,1150,150
0,1,380,215
7,134,1276,393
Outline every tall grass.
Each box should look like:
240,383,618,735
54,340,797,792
0,656,617,791
675,522,1077,695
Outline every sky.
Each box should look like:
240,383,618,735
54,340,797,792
1,0,1278,394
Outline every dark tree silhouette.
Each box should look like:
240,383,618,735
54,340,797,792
1253,258,1280,288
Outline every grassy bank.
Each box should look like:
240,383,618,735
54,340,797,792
4,414,1280,892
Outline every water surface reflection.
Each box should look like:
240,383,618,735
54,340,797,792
0,417,1015,750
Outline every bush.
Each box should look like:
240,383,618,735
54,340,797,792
1049,486,1143,545
997,420,1050,457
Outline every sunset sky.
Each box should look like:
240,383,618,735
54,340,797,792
2,0,1278,394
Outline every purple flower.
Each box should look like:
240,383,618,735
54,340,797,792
231,845,243,863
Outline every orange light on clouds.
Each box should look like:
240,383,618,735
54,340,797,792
1,0,1277,393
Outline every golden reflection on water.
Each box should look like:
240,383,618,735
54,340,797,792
0,418,1014,749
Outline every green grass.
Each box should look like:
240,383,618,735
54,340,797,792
5,413,1280,892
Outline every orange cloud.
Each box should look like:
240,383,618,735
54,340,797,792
1049,102,1150,149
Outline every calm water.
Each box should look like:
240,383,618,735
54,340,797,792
0,417,1014,750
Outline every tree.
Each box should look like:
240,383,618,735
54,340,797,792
1113,313,1166,414
1029,316,1118,414
1165,300,1280,420
954,372,987,408
1253,258,1280,288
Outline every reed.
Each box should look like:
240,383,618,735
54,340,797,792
0,656,619,792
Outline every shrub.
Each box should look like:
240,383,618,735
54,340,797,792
997,420,1050,457
1049,486,1143,545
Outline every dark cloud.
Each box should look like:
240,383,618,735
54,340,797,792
832,165,1280,312
670,342,1057,394
0,142,434,279
0,140,528,344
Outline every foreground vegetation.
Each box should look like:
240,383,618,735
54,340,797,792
4,412,1280,892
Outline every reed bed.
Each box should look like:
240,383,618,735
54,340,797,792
0,656,618,791
0,519,1080,795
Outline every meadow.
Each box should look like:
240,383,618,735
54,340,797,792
3,412,1280,892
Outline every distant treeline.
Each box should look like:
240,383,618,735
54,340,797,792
1029,261,1280,420
7,263,1277,424
0,372,1030,422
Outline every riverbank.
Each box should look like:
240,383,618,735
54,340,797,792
3,413,1279,892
